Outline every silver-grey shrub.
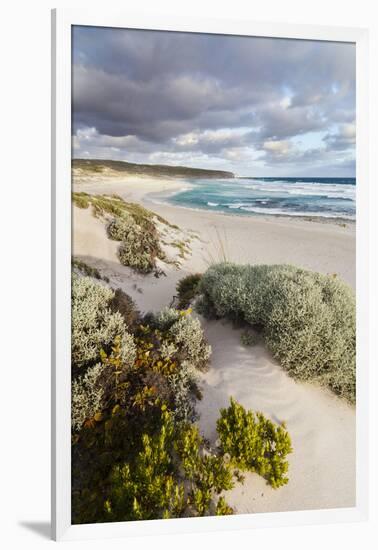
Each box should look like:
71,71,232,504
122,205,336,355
116,223,159,273
153,307,181,331
72,363,105,432
150,308,211,371
168,361,199,424
198,263,356,402
107,215,136,241
168,314,211,371
72,275,136,369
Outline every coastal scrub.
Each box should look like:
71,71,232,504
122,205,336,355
197,262,356,402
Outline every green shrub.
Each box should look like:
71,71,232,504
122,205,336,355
105,410,186,521
215,496,234,516
71,276,292,524
104,409,234,521
217,398,292,488
198,263,356,402
72,275,136,369
176,273,202,309
176,422,234,516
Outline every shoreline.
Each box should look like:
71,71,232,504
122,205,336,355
74,173,356,228
73,175,356,290
145,186,356,227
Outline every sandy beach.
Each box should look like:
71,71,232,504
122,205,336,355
72,174,356,514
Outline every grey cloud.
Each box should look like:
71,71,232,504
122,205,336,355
72,26,356,175
323,122,356,151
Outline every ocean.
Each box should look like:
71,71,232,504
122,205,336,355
166,177,356,221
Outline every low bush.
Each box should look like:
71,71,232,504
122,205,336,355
72,275,136,370
168,361,199,424
177,421,234,516
104,409,235,521
107,213,163,273
72,363,105,432
150,307,182,331
107,215,136,241
71,277,291,523
109,288,139,328
117,225,160,273
216,398,292,488
168,313,211,372
72,193,166,274
176,273,203,309
148,308,211,371
198,263,356,402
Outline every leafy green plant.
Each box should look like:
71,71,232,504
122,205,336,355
215,496,234,516
176,422,234,516
104,409,185,521
198,263,356,402
216,398,292,489
176,273,203,309
104,409,234,521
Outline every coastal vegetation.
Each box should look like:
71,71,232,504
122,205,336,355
72,257,109,283
176,273,203,309
72,192,194,273
197,262,356,402
73,192,172,273
217,398,292,488
71,274,292,523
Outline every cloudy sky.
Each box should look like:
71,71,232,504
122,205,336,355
72,26,356,177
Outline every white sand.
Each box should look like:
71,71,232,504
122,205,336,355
197,319,355,512
73,175,356,513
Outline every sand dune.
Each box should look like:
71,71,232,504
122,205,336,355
72,175,356,514
197,319,355,513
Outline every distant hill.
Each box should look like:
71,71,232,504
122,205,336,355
73,158,234,179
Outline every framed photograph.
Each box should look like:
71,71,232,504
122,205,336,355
51,8,369,541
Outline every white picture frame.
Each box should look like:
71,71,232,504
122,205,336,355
51,8,369,541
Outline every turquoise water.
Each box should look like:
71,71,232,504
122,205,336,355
167,177,356,220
